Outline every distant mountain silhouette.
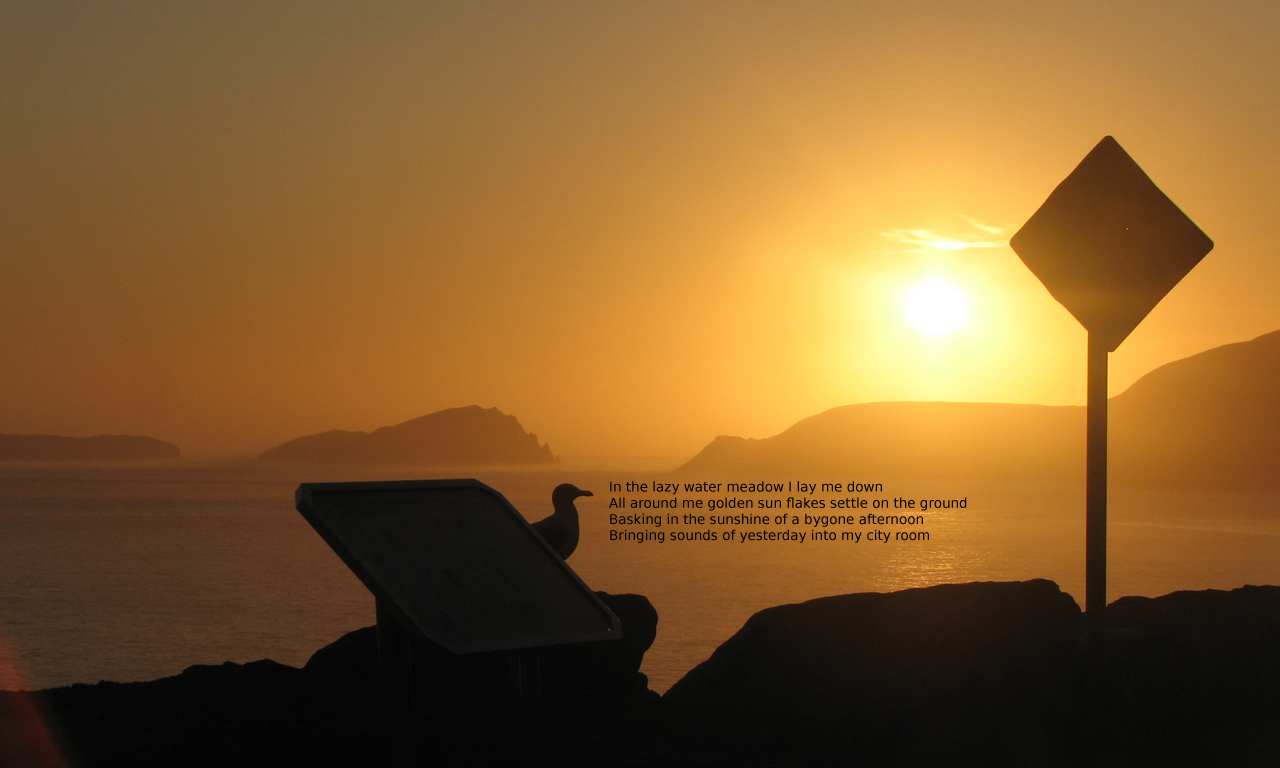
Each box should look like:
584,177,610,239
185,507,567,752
1110,329,1280,490
681,330,1280,490
681,402,1084,482
258,406,556,466
0,433,180,462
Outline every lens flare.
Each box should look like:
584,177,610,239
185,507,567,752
0,639,66,768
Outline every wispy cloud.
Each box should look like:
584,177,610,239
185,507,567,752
955,214,1005,235
881,216,1009,253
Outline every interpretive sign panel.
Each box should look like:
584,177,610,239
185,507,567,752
296,478,620,654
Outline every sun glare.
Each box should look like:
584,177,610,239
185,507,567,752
903,279,969,337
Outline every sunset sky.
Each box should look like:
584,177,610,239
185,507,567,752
2,2,1278,459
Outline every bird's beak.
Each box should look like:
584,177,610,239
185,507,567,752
578,489,594,498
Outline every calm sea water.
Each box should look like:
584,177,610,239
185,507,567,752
2,462,1279,694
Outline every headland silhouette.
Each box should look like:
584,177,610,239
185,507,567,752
257,405,555,466
0,434,180,462
681,329,1280,490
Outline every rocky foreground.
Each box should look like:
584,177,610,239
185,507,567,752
6,582,1280,767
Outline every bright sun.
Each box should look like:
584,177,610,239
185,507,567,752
902,279,970,337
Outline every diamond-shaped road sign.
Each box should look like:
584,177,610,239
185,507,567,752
1010,136,1213,663
1010,136,1214,351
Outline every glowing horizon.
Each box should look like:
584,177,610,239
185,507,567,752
0,3,1275,459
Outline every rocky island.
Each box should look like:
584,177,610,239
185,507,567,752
257,405,556,466
0,434,180,462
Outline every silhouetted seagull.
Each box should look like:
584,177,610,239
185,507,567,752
531,483,593,559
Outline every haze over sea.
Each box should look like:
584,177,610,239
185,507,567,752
3,462,1280,694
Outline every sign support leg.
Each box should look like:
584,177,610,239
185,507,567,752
1085,333,1108,661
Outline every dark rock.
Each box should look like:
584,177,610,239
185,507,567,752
540,592,660,696
1108,584,1280,710
1099,585,1280,763
28,657,383,768
522,594,664,764
24,582,1280,767
663,580,1280,766
301,625,379,682
299,592,659,698
664,579,1082,765
597,592,659,682
289,593,662,764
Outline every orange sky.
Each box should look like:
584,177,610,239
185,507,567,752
2,2,1278,459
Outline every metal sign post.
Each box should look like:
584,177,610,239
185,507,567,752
1010,136,1213,660
1085,334,1107,657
